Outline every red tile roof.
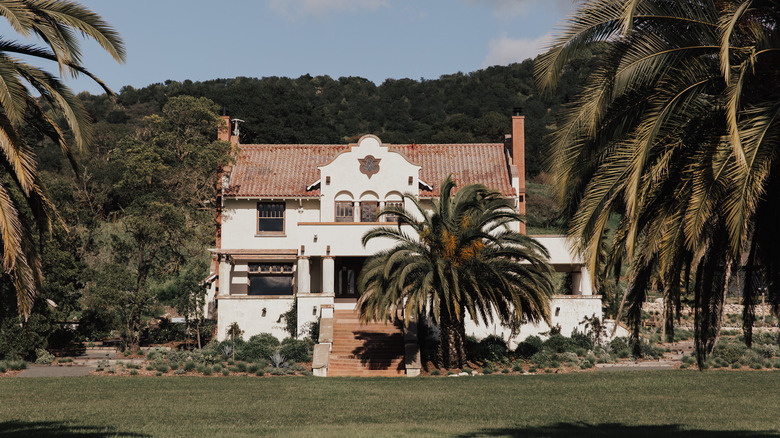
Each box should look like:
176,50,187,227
226,142,515,198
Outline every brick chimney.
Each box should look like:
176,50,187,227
218,115,231,142
512,108,526,234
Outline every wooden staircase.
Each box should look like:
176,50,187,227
327,309,406,377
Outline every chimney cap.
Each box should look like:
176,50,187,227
512,107,522,117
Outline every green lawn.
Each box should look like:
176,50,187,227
1,371,778,437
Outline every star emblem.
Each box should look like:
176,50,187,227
359,155,381,178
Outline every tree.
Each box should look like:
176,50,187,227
0,1,124,319
536,0,780,365
95,96,230,351
357,177,554,368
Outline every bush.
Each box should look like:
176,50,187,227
236,361,248,372
238,333,280,362
34,348,55,365
482,366,495,374
279,338,314,363
543,334,572,354
713,341,747,364
570,331,594,351
609,337,631,357
530,351,556,368
184,360,196,371
156,364,169,373
467,335,509,363
759,344,778,358
430,369,441,376
0,363,7,373
6,360,27,371
514,336,542,359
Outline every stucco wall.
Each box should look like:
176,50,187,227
464,295,603,348
216,296,295,341
220,199,320,250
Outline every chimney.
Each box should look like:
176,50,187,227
512,108,526,234
218,115,231,142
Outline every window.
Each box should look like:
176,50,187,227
384,201,403,223
335,201,354,222
248,263,294,295
361,201,378,222
258,202,285,233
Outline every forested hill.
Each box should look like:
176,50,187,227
78,47,600,177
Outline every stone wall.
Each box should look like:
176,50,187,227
642,300,774,317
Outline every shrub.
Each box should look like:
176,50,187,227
512,363,523,372
740,350,764,366
238,333,280,362
235,361,248,372
255,369,265,377
247,363,260,374
609,337,630,354
222,369,230,376
515,336,543,359
174,369,186,375
570,331,594,351
430,369,441,376
543,334,572,354
0,362,6,373
501,368,510,374
759,344,778,358
155,371,163,376
482,366,495,375
530,351,555,368
527,367,537,373
130,369,139,375
470,335,509,363
713,341,747,364
184,361,196,371
213,364,223,372
34,349,55,365
279,338,314,363
202,366,213,376
731,363,741,369
145,365,154,371
156,364,169,373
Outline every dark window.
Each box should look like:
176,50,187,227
258,202,285,233
248,263,294,295
384,201,403,223
361,201,378,222
335,201,354,222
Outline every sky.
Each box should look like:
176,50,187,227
25,0,578,95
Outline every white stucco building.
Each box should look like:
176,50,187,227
205,112,602,350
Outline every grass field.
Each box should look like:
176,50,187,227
1,371,778,437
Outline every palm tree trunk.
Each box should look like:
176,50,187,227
438,316,466,369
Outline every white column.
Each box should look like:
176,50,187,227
579,267,593,295
218,256,231,296
297,256,311,294
322,256,335,296
353,201,360,222
570,271,582,295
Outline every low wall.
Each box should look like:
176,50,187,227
464,295,603,348
216,296,295,341
642,301,774,317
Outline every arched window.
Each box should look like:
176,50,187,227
359,191,379,223
335,191,354,222
384,192,404,223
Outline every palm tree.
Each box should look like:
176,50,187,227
536,0,779,365
357,176,554,369
0,1,125,318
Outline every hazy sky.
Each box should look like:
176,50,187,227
26,0,577,94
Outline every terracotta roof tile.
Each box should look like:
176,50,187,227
226,142,515,198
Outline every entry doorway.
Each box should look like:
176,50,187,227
335,257,367,298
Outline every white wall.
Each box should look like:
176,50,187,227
220,199,320,250
319,135,421,222
217,296,295,341
464,295,603,348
